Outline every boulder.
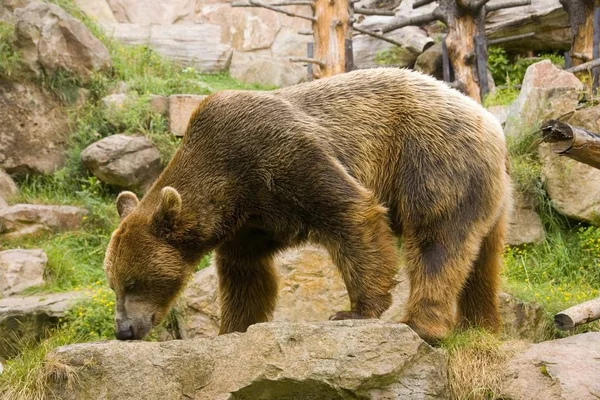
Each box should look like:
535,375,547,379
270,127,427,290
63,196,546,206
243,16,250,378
45,320,448,400
103,23,232,73
353,18,433,69
106,0,195,25
229,50,306,88
0,169,18,206
487,104,510,127
14,1,111,81
0,0,31,23
0,81,69,175
81,134,162,190
415,42,443,80
0,291,84,358
168,94,208,137
498,292,547,341
0,249,47,297
504,60,584,138
486,0,569,52
501,332,600,400
73,0,117,23
539,106,600,223
100,93,129,111
0,204,88,239
507,191,546,246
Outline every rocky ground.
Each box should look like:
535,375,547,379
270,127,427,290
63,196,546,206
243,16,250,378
0,1,599,399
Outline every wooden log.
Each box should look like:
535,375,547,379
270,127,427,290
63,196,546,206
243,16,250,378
560,0,599,72
413,0,436,9
540,119,600,170
593,5,600,90
554,297,600,330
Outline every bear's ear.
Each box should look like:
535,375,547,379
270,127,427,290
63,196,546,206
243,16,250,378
116,191,140,220
152,186,182,235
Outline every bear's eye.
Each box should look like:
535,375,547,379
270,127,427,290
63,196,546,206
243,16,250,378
126,280,137,292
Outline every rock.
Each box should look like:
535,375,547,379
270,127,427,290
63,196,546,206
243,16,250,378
539,145,600,223
0,0,31,23
14,1,111,81
507,191,545,246
45,320,448,399
501,332,600,400
106,0,195,25
498,292,547,341
353,19,434,69
73,0,117,23
229,50,306,88
100,93,129,111
0,197,7,209
415,42,443,80
0,169,18,205
0,204,88,239
486,0,570,52
538,106,600,223
81,134,162,190
0,81,69,175
182,245,411,338
0,292,84,358
168,94,208,137
487,104,510,127
0,249,47,297
504,60,584,138
103,23,232,73
149,94,169,116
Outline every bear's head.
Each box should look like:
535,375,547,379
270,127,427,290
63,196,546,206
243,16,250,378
104,187,194,340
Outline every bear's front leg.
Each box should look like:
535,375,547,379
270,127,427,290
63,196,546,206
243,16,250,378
215,228,281,335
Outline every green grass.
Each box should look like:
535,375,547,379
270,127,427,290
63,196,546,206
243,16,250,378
0,21,22,79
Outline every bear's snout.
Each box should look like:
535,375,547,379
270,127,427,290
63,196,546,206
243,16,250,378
115,319,135,341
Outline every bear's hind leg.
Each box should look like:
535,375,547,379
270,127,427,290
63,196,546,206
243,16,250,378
323,196,400,321
401,222,484,343
457,210,507,333
215,228,280,335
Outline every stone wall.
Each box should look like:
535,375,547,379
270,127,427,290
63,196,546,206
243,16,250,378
77,0,311,87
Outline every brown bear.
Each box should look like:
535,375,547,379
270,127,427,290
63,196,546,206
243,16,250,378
104,67,511,343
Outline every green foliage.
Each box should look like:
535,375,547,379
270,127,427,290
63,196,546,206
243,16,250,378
483,86,520,107
375,47,412,66
487,47,565,87
65,283,116,340
0,21,21,78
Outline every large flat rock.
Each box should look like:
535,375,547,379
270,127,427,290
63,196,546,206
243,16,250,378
501,332,600,400
45,320,448,400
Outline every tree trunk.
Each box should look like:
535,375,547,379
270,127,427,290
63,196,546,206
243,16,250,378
312,0,351,78
540,119,600,170
442,1,487,102
561,0,599,72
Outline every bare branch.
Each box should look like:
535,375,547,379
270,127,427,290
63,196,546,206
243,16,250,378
297,30,314,35
380,9,442,33
352,25,405,47
353,7,395,16
485,0,531,13
487,32,534,45
232,0,317,21
413,0,436,9
290,57,326,67
566,58,600,74
232,0,313,6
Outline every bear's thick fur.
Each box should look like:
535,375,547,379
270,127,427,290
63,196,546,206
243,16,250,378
104,68,511,342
